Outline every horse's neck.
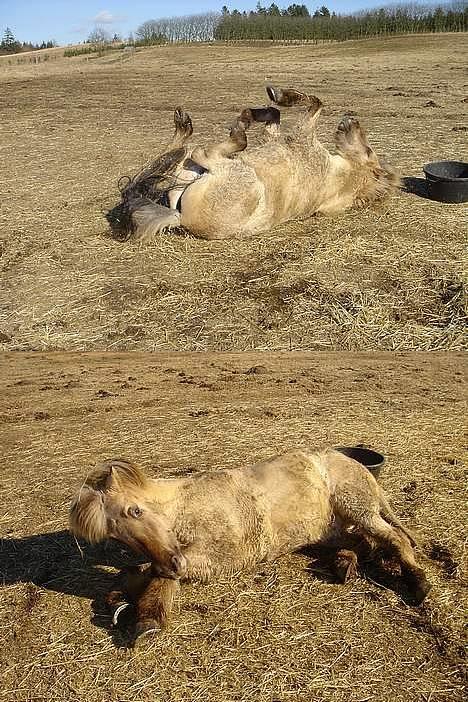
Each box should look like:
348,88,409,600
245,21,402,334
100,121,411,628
147,477,184,521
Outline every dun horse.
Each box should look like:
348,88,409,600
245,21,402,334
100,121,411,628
106,86,399,242
70,449,431,641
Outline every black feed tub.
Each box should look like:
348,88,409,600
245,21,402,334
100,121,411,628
423,160,468,203
333,446,386,479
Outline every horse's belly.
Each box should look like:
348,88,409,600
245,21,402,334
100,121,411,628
180,162,265,239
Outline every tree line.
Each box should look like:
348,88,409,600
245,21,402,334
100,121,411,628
0,27,56,55
3,2,466,56
214,2,467,41
133,2,466,44
135,12,220,44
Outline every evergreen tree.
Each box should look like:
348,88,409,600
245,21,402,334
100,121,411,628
285,4,310,16
1,27,21,54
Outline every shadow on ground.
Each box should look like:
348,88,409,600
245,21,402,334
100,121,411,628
401,176,432,199
1,528,434,649
0,529,145,647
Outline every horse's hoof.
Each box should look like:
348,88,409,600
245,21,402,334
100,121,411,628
411,579,432,606
337,115,360,133
111,602,131,627
133,619,161,645
334,549,358,584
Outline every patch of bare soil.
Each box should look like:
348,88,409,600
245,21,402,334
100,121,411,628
0,352,466,701
0,35,466,352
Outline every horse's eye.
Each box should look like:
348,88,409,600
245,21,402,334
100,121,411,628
128,505,142,518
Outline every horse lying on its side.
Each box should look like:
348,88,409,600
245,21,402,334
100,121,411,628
106,86,399,242
70,448,431,640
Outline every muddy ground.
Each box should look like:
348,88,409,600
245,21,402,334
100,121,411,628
0,351,466,701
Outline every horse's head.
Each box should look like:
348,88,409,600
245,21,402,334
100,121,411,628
69,459,186,579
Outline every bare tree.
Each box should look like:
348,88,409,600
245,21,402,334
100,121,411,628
87,26,112,45
136,12,220,44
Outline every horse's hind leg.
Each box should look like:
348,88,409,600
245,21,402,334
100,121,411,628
330,469,431,604
360,516,431,604
337,497,431,603
334,115,379,165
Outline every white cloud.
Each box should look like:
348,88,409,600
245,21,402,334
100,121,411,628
93,10,123,25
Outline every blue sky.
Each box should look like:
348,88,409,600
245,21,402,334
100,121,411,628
0,1,409,45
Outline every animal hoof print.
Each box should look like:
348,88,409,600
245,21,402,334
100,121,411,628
134,619,161,646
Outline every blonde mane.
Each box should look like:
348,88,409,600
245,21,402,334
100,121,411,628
69,458,148,543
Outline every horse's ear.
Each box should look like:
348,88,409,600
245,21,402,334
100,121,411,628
97,458,146,492
103,465,117,491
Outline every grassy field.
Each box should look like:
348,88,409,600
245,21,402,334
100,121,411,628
0,35,466,352
0,351,466,702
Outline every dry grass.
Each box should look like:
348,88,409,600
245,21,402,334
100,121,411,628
0,351,467,702
0,35,467,352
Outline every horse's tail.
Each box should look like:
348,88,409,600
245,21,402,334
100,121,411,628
105,147,187,241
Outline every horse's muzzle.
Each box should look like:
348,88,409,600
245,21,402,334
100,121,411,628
171,553,187,578
150,552,187,580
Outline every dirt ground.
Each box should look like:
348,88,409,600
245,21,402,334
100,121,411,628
0,35,467,352
0,351,466,702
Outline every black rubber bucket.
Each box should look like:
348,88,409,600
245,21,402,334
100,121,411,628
333,446,386,479
423,160,468,203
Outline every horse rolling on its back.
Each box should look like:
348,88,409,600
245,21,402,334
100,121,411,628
106,86,399,242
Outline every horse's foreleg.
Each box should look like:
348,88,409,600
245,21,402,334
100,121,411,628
267,86,323,134
170,107,193,148
267,86,313,107
106,565,178,638
106,564,152,626
190,120,248,171
134,576,179,640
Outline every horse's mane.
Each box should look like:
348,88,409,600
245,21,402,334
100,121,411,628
87,458,148,492
105,147,188,240
69,459,149,543
69,485,107,543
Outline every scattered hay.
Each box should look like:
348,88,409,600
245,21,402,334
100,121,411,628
0,35,467,352
0,352,466,702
